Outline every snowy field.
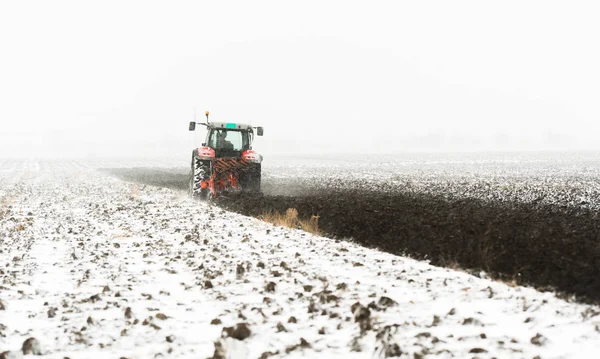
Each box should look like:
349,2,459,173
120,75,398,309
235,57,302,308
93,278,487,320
1,159,600,358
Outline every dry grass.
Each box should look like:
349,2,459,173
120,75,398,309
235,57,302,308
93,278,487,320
260,208,321,235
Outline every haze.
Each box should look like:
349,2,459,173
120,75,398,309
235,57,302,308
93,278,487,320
1,0,599,159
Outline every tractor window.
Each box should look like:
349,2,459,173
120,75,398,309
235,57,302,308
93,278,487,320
209,130,247,151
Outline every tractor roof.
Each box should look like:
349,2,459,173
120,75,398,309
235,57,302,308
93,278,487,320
208,122,253,130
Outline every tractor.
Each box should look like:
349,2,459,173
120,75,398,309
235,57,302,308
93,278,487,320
188,111,264,200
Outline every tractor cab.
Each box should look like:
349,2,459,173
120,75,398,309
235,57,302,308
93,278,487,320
189,120,263,157
205,122,259,158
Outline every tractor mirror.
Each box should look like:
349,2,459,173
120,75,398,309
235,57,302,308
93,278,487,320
257,127,264,136
189,122,196,131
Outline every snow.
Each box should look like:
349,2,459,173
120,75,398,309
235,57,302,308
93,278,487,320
0,160,599,358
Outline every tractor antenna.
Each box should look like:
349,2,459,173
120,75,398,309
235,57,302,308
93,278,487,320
205,111,210,123
194,107,196,123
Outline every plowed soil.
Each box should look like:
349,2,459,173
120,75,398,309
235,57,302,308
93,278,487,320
6,161,600,357
105,166,600,303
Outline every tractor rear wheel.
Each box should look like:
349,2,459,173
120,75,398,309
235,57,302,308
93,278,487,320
189,155,211,201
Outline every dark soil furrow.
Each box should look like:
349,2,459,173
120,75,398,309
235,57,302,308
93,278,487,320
104,167,600,303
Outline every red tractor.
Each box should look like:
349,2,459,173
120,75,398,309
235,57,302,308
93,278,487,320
188,112,264,200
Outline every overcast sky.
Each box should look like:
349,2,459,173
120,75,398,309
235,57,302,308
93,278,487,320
1,0,599,158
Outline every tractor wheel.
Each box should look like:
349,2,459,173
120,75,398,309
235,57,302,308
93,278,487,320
189,156,211,201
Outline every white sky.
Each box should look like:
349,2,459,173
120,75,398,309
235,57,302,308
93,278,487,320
1,0,599,158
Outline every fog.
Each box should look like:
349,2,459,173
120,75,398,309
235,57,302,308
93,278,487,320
1,1,599,159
